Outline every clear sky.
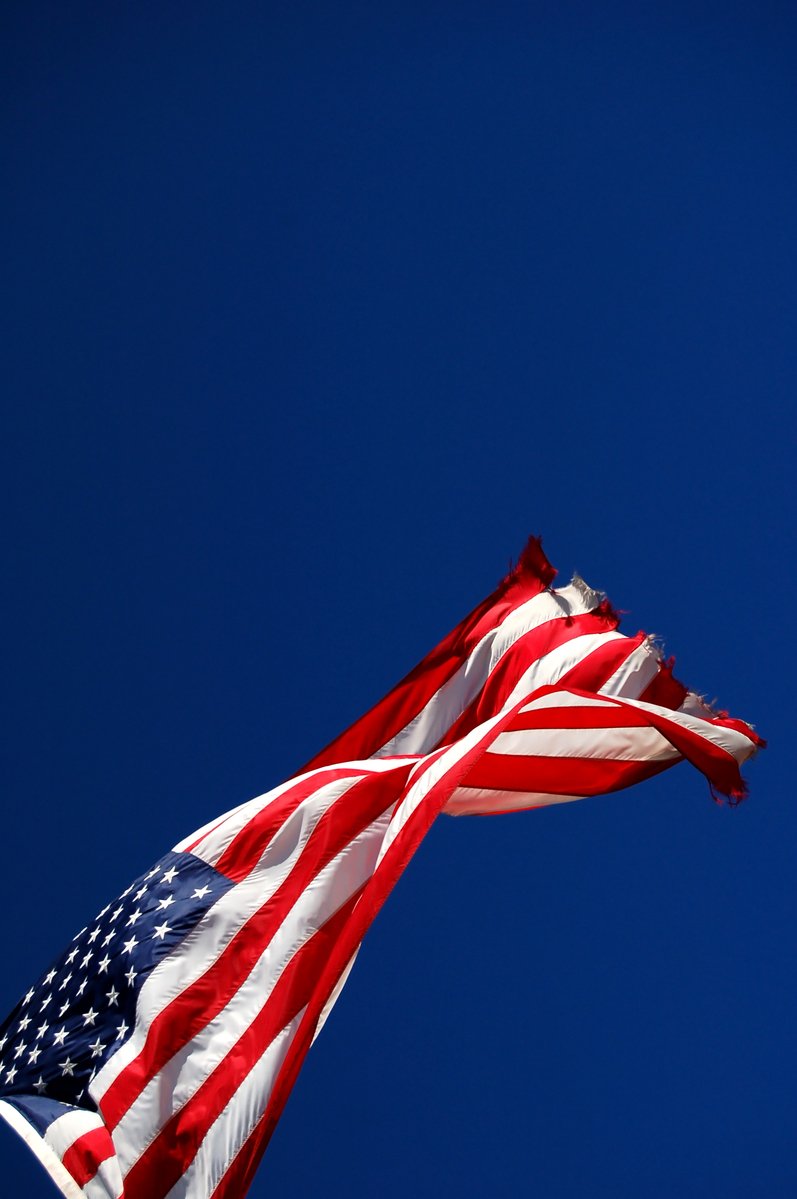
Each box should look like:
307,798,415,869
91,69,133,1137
2,3,793,1196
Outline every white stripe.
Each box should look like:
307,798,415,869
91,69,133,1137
444,785,584,815
44,1107,125,1199
313,949,359,1043
164,1007,308,1199
115,809,394,1176
0,1100,87,1199
83,1155,123,1199
44,1108,103,1160
93,770,371,1099
172,797,257,859
501,631,628,711
490,725,679,763
614,695,759,763
376,581,603,757
183,757,408,865
678,690,719,720
520,690,618,713
376,707,511,867
598,638,661,699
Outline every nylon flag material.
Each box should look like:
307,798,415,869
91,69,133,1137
0,539,763,1199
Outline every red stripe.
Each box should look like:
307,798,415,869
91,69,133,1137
209,593,759,1196
209,678,752,1198
524,686,747,797
507,704,653,732
556,632,647,693
624,707,748,795
101,762,413,1130
463,750,674,796
182,811,239,855
708,716,764,746
214,767,367,882
441,607,619,744
638,657,687,710
124,887,365,1199
301,538,555,771
210,694,536,1199
61,1126,116,1188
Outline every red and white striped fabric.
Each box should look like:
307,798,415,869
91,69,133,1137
0,539,762,1199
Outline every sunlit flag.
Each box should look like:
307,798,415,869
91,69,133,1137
0,538,762,1199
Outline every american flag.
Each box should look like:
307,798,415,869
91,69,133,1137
0,539,762,1199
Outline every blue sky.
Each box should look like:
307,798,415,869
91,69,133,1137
2,3,793,1195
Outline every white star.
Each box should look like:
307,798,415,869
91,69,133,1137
162,867,178,884
102,931,114,947
89,1036,104,1058
0,1034,6,1052
59,1057,76,1076
22,988,35,1005
43,970,56,986
40,994,52,1011
116,1021,129,1041
134,886,148,902
34,1076,46,1094
122,936,139,955
72,928,86,942
146,866,159,879
106,987,120,1007
80,951,93,969
52,1027,68,1047
5,1065,17,1083
97,904,110,918
157,894,175,910
58,1001,70,1018
13,1042,26,1059
125,966,137,986
152,921,171,941
120,884,134,898
66,947,79,965
36,1022,48,1040
19,1015,31,1031
58,972,73,991
110,906,123,922
126,909,142,927
27,1046,41,1065
97,955,111,974
192,885,211,900
76,980,88,997
88,927,101,944
82,1008,98,1027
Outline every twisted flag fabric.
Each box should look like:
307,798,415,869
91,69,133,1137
0,539,763,1199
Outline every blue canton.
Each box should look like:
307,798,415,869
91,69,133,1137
0,850,233,1126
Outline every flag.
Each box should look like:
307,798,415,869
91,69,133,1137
0,538,762,1199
